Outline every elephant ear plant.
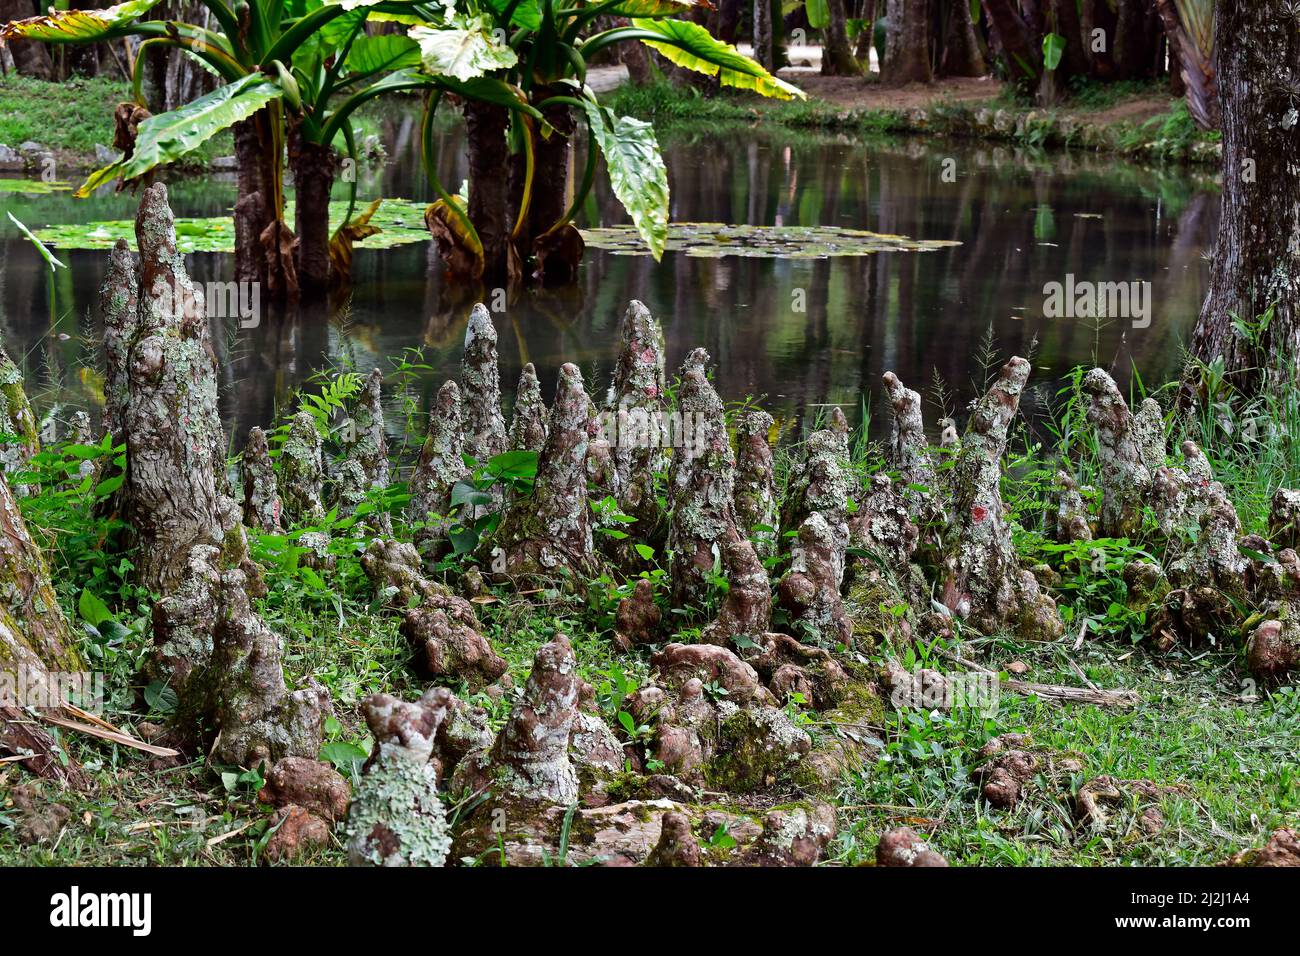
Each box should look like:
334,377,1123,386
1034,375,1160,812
399,0,804,284
1,0,803,292
0,0,449,296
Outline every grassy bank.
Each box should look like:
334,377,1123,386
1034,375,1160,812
0,74,127,158
0,74,231,169
605,78,1222,166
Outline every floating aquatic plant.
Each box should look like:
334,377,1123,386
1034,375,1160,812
33,207,960,261
0,178,71,195
33,199,431,254
581,223,961,258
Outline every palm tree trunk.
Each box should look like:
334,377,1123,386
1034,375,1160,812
465,99,515,285
1080,0,1115,79
1048,0,1088,78
289,119,335,296
1156,0,1218,130
1113,0,1158,80
232,114,277,288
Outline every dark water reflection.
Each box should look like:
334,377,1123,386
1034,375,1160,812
0,114,1217,447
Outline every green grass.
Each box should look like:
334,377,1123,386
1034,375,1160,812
0,74,129,155
0,74,233,165
991,76,1171,112
606,77,1220,165
833,635,1299,866
603,77,911,134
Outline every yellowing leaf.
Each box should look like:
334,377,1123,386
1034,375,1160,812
345,34,421,74
629,17,805,100
328,198,385,279
605,0,704,14
0,0,163,43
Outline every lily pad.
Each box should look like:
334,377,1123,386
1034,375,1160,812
0,178,72,195
33,199,431,253
579,222,961,258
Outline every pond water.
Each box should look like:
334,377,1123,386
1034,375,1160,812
0,112,1218,448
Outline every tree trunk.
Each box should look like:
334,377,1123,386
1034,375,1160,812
289,118,335,296
1080,0,1115,79
941,0,986,77
1184,0,1300,402
855,0,879,64
228,107,297,300
754,0,775,71
0,465,74,673
821,0,861,75
0,341,39,490
232,115,277,288
1113,0,1157,80
981,0,1039,88
883,0,933,84
1155,0,1218,130
0,0,52,79
465,98,515,286
139,3,217,112
518,100,583,283
711,0,741,43
141,37,170,113
617,16,655,84
511,100,573,252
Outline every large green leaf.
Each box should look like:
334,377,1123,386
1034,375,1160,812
0,0,162,42
1042,32,1065,72
292,4,360,70
346,33,421,74
367,11,426,27
410,21,519,81
579,98,668,261
806,0,830,30
8,213,66,272
629,18,804,100
603,0,703,15
481,0,542,31
77,74,282,197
